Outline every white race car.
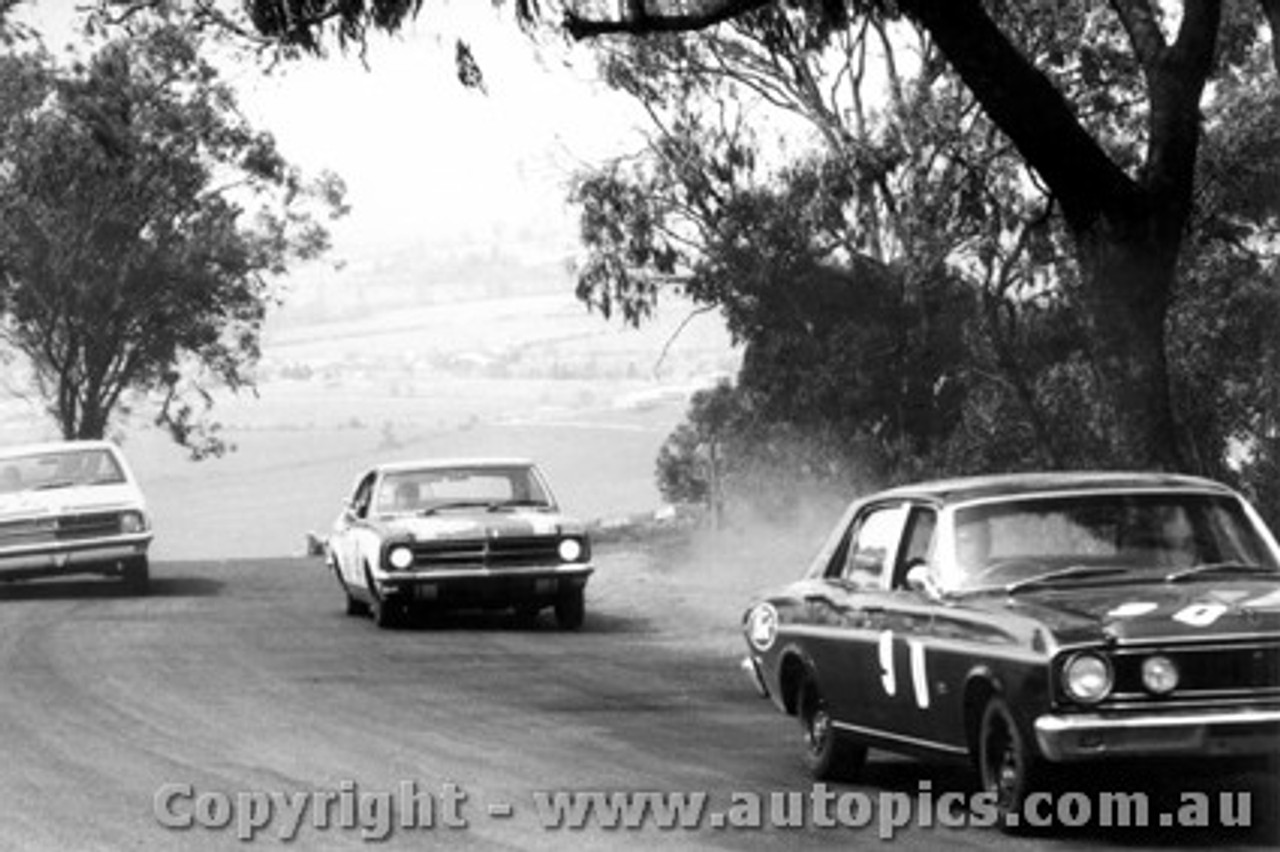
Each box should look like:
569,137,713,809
325,457,593,629
0,440,153,591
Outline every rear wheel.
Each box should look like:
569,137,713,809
554,587,585,631
796,676,866,781
121,556,149,594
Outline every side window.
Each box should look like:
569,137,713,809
351,474,376,519
894,507,937,588
842,504,906,590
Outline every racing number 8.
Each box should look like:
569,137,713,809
877,630,930,709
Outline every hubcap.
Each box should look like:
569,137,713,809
806,705,830,755
984,715,1018,807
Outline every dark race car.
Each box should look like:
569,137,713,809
741,472,1280,825
325,458,592,629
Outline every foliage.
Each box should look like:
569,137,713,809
585,8,1280,525
225,0,1280,481
0,12,347,456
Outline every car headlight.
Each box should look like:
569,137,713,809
558,538,583,562
1141,655,1179,695
746,603,779,652
120,511,147,533
387,545,414,570
1063,652,1113,703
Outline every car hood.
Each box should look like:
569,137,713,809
965,577,1280,646
0,484,144,520
377,509,582,541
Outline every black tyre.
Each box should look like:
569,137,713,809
554,587,585,631
364,566,402,629
369,593,403,629
978,696,1047,832
122,555,149,594
513,603,543,626
344,588,369,617
796,676,866,781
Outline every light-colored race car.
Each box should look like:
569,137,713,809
324,457,593,629
0,440,153,591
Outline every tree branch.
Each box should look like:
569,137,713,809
896,0,1140,234
1108,0,1167,73
564,0,771,39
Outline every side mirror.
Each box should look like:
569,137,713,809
905,564,942,599
304,531,327,557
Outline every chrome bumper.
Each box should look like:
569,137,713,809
741,656,769,698
1035,706,1280,762
0,535,151,576
378,564,593,600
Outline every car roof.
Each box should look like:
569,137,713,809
374,457,537,475
871,471,1237,505
0,439,124,460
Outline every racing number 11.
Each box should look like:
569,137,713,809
877,630,930,709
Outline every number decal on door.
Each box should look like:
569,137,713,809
878,630,897,697
878,630,929,708
908,639,930,709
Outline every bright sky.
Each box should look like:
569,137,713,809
236,8,648,261
21,2,648,260
244,7,653,262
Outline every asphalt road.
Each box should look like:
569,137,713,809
0,546,1274,851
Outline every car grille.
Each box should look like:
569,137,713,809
409,536,562,569
1108,639,1280,704
0,512,124,547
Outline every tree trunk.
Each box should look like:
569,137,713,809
1073,216,1182,470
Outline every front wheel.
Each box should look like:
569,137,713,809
796,676,866,781
121,555,149,594
978,696,1047,832
332,558,368,616
554,587,585,631
364,566,403,629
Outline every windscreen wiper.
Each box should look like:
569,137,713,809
1165,561,1277,583
418,500,494,515
1003,564,1129,594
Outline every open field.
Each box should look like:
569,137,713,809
0,291,741,561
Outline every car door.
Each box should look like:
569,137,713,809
874,503,957,750
334,472,375,589
801,500,909,735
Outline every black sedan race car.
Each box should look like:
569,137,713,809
741,472,1280,823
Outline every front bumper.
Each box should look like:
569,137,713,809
0,534,152,580
377,563,593,606
741,656,770,698
1035,705,1280,762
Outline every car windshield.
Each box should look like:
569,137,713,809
0,448,127,494
375,466,552,515
948,491,1280,592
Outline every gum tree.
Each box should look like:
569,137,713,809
224,0,1277,472
0,14,346,455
